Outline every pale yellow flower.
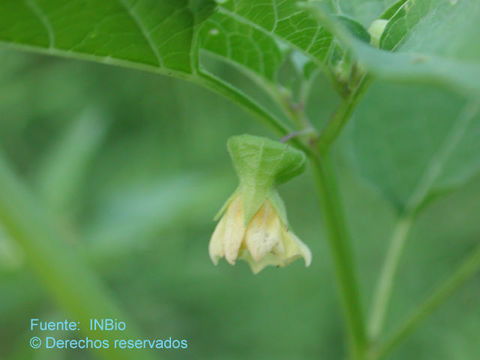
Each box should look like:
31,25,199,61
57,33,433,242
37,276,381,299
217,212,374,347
209,193,311,274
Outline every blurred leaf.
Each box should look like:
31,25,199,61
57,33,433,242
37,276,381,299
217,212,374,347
379,0,408,20
0,225,24,270
85,174,232,256
337,0,399,26
35,108,108,214
336,15,370,43
0,154,152,360
379,0,433,50
290,50,317,80
86,175,200,253
350,81,480,212
306,0,480,95
326,15,370,86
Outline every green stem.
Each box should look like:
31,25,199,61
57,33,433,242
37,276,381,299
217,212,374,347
195,71,315,158
372,244,480,360
311,156,367,360
317,76,373,154
0,155,152,360
368,215,413,340
201,60,371,360
195,71,289,133
278,93,314,131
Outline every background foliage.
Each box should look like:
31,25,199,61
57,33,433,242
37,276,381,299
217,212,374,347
0,0,479,359
1,48,479,360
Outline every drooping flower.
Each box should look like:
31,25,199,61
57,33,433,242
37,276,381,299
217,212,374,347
209,135,311,274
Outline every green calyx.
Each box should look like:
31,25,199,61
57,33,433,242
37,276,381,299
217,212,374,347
222,134,306,224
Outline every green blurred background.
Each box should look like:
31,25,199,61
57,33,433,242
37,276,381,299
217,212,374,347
0,48,479,360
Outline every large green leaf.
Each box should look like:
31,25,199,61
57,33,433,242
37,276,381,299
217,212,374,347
215,0,333,68
202,0,390,95
306,0,480,95
0,0,332,90
0,0,329,107
200,0,397,89
0,0,215,76
350,81,480,212
199,10,285,83
0,0,400,94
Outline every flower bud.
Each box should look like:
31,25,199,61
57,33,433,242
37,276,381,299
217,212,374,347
209,135,311,273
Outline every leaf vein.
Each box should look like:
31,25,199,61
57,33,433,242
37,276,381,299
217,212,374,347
24,0,55,48
116,0,164,67
407,101,480,210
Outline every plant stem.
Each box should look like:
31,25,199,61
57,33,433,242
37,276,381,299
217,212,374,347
196,71,290,134
280,69,372,360
311,156,367,360
0,154,152,360
201,61,372,360
371,244,480,360
316,76,373,154
196,71,316,158
368,214,413,340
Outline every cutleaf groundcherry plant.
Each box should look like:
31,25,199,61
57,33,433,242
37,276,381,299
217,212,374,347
1,2,480,360
209,135,311,273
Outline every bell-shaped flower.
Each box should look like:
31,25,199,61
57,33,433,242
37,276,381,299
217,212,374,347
209,135,311,274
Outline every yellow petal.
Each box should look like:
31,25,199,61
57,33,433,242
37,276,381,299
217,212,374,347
209,215,226,265
223,195,246,264
280,230,312,267
237,250,264,274
294,234,312,267
245,202,282,262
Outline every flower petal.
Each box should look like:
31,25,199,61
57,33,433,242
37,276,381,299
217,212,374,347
209,215,226,265
238,250,283,274
245,202,282,262
281,230,312,267
223,195,246,264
